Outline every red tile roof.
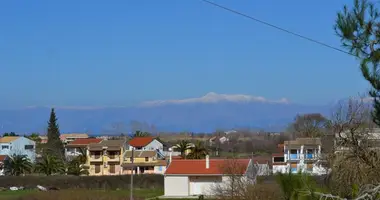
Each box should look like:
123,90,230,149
0,155,8,162
128,137,153,147
165,159,251,175
68,138,103,145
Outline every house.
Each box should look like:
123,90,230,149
0,136,36,162
164,157,255,197
0,155,8,176
272,138,326,175
128,137,165,158
209,136,229,146
39,136,48,144
122,150,168,174
86,140,127,176
60,133,89,145
65,138,103,159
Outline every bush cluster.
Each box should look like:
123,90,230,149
0,175,163,190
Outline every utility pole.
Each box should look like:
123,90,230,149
130,147,134,200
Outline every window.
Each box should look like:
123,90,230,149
109,164,116,174
25,145,34,150
95,164,101,173
145,157,149,162
1,145,9,150
306,164,313,172
273,157,284,162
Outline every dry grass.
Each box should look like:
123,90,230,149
0,188,163,200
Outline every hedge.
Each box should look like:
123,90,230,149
0,175,163,190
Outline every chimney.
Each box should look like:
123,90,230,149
169,148,173,164
206,155,210,169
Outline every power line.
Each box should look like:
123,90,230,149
201,0,356,57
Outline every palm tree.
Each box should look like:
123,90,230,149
4,154,32,176
187,141,208,159
67,159,89,176
174,140,191,159
130,130,150,138
35,154,65,176
76,147,87,164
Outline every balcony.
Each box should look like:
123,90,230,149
289,154,300,160
107,155,120,162
305,153,318,160
89,155,102,162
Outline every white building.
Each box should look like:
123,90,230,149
272,138,327,175
164,157,257,197
0,136,36,162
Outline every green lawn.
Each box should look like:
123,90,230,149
0,188,164,200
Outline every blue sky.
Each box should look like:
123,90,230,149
0,0,368,108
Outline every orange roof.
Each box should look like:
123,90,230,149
68,138,103,145
0,155,8,161
128,137,153,147
165,159,250,175
0,136,19,143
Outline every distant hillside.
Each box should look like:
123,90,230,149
0,93,336,134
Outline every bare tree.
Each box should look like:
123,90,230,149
287,113,328,139
211,158,259,200
326,97,380,197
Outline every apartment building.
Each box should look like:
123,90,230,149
122,150,167,174
272,138,326,175
86,140,127,176
65,138,102,159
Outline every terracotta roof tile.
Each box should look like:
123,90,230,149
128,137,153,147
165,159,250,175
0,136,20,143
67,138,103,145
0,155,8,161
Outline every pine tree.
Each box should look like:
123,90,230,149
46,108,64,158
335,0,380,125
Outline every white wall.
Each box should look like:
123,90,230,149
273,165,288,174
145,139,163,151
9,137,36,162
189,176,222,196
164,176,189,196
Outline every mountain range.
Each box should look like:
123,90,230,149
0,92,357,134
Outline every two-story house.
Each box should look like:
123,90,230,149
122,150,168,175
65,138,103,160
128,137,165,158
272,138,326,175
0,136,36,162
86,140,127,176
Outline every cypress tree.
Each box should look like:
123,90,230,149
46,108,64,158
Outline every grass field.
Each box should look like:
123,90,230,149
0,188,164,200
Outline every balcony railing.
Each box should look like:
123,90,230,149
90,155,102,161
107,155,120,161
289,154,299,160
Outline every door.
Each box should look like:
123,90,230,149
290,163,297,172
190,181,202,195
